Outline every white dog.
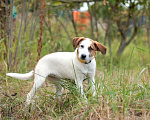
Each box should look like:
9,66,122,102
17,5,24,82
6,37,106,105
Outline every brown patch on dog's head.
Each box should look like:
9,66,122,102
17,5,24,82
90,40,107,55
88,43,96,57
73,37,86,50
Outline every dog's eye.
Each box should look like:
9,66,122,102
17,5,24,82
80,45,84,48
88,47,93,51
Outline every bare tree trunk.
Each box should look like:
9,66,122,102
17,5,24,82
87,2,94,40
108,29,112,56
93,2,99,41
29,0,37,42
103,24,112,56
116,13,137,56
117,38,127,56
0,1,8,43
67,10,78,36
28,0,39,56
5,0,9,36
3,0,9,61
0,1,3,39
104,25,109,46
22,0,29,54
14,0,26,64
8,0,13,68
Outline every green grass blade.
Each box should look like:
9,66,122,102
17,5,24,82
134,67,147,85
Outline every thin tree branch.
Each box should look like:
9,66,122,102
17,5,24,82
44,17,54,41
126,15,138,45
56,17,72,42
58,0,100,3
22,0,31,46
67,10,78,36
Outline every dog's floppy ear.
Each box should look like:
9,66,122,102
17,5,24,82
94,41,107,55
73,37,85,49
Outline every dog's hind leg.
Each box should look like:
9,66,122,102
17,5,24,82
26,75,46,105
55,84,63,101
47,76,63,101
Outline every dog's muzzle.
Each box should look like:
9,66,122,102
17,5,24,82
76,48,97,64
81,54,86,60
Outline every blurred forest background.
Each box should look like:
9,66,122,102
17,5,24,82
0,0,150,69
0,0,150,119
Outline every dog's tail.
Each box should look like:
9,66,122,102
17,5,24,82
6,70,34,80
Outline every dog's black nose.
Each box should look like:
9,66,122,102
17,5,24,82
81,54,86,60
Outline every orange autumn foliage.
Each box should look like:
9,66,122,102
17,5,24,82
73,11,91,31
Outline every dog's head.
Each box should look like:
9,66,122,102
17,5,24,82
73,37,107,63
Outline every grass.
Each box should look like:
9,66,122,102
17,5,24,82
0,18,150,119
0,60,150,119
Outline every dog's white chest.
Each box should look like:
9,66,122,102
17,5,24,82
74,59,96,76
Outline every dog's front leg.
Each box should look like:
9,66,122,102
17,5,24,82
90,77,96,96
88,74,96,96
75,79,86,99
